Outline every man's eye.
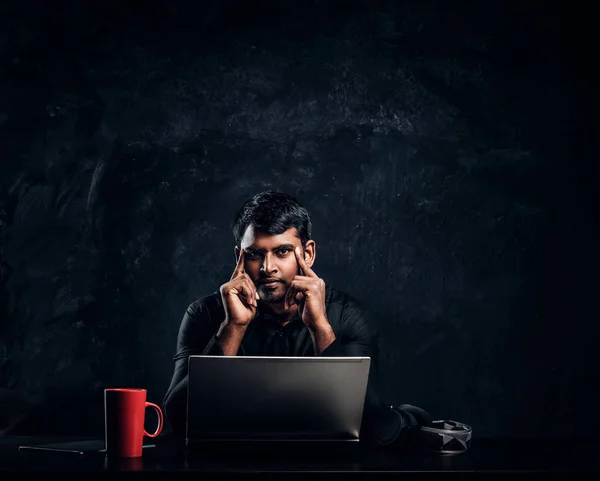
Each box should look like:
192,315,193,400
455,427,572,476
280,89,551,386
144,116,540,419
277,249,291,255
245,252,260,259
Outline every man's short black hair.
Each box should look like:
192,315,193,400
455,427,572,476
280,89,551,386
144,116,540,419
232,190,312,248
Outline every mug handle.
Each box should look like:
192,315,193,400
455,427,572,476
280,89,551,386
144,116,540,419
144,402,164,438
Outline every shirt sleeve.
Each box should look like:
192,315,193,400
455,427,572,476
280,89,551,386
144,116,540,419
162,300,223,438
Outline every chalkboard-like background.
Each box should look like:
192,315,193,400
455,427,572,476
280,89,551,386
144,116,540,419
0,0,596,439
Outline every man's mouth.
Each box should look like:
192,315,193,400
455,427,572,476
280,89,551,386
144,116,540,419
259,279,282,288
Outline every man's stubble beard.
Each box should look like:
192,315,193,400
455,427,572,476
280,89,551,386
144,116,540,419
258,284,286,304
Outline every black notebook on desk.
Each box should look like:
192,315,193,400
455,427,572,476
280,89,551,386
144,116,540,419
18,439,155,456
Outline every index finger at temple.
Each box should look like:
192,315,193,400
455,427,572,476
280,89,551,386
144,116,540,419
231,248,245,280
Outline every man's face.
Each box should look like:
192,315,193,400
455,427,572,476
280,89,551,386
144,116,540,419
237,225,315,304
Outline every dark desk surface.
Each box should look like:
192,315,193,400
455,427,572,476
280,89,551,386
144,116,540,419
0,435,598,475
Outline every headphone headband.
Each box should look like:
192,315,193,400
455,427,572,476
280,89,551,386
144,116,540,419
411,420,473,454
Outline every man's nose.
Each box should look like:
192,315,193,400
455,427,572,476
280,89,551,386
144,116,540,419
260,254,276,273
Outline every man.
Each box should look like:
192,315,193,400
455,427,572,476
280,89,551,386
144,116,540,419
163,190,425,446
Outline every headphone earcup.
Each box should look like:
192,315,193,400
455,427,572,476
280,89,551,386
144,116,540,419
397,404,434,427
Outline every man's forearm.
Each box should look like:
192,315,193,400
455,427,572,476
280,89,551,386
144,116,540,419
215,320,248,356
308,319,336,355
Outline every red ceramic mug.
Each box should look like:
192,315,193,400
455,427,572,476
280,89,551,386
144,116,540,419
104,388,163,458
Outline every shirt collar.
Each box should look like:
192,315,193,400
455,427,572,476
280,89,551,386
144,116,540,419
258,307,301,328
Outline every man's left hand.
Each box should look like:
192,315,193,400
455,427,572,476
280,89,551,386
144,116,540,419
284,246,328,329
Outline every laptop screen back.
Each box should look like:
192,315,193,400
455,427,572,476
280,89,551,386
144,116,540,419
186,356,371,442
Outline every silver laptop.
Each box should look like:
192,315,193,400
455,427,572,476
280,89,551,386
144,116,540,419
186,356,371,444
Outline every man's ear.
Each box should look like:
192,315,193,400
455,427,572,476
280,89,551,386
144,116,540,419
304,240,316,268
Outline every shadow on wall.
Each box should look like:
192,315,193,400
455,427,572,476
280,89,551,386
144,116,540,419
0,261,106,437
0,389,106,437
0,262,21,435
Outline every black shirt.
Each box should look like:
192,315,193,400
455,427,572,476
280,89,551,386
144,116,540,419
163,285,404,444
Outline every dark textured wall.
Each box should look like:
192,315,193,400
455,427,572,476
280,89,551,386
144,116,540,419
0,0,596,438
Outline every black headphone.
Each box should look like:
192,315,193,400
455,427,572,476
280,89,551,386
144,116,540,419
385,404,472,455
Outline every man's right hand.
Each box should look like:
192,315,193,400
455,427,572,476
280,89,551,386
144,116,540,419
219,248,259,327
